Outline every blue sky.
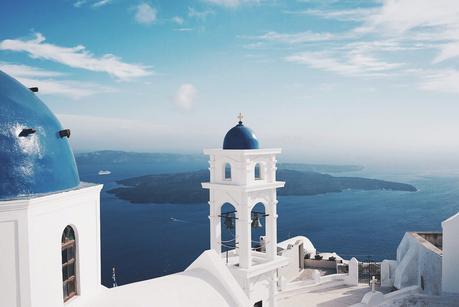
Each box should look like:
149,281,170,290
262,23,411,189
1,0,459,168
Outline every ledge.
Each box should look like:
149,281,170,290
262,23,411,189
202,181,285,191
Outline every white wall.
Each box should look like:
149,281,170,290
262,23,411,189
28,184,103,307
278,239,305,282
442,212,459,294
185,250,249,307
393,232,442,295
0,220,20,307
0,183,103,307
0,199,32,307
381,260,397,287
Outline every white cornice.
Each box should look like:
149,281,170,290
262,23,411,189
201,181,285,192
0,183,103,213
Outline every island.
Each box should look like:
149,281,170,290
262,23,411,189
108,169,417,204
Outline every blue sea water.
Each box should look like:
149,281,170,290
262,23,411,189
79,168,459,287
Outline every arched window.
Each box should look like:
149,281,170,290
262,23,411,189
254,163,262,180
62,226,77,302
224,163,231,180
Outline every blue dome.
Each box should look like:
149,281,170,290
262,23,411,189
223,121,260,150
0,70,80,200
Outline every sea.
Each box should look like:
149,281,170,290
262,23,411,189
77,163,459,287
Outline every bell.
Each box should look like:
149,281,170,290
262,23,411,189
251,213,263,228
223,213,234,230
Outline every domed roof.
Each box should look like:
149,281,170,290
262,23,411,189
0,70,80,200
223,118,259,150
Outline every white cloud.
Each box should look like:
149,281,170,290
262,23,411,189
268,0,459,94
433,41,459,63
73,0,87,7
0,62,114,99
0,33,152,80
361,0,459,34
203,0,260,8
174,84,197,110
172,16,184,25
0,63,63,78
285,51,403,76
188,7,215,20
250,31,335,44
175,28,193,32
287,8,378,21
356,0,459,63
73,0,112,8
92,0,111,8
134,3,157,25
419,69,459,94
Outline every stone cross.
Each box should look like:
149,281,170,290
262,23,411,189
237,112,244,123
370,276,377,292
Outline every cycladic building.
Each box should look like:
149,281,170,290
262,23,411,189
2,69,459,307
0,71,293,307
0,70,102,307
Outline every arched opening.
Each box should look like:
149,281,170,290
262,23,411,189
62,225,77,302
220,203,237,253
254,163,262,180
224,163,232,180
251,203,267,252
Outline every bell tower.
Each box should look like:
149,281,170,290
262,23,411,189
202,114,287,307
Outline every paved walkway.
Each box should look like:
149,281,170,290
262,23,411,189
277,283,373,307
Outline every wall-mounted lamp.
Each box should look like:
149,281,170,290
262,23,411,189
18,128,36,137
59,129,71,138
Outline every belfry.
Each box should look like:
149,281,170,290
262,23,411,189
202,114,287,306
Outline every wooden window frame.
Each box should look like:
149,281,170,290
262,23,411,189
62,228,77,303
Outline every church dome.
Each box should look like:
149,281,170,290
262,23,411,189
0,70,80,200
223,118,260,150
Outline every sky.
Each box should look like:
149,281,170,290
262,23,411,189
1,0,459,168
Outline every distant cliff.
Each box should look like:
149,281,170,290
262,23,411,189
75,151,364,176
108,169,417,204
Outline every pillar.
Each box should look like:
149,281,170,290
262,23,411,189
209,200,221,254
266,199,278,260
238,202,252,269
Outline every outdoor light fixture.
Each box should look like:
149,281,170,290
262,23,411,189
59,129,71,138
18,128,36,137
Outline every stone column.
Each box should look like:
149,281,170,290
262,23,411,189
209,200,221,254
266,198,278,260
238,199,252,269
269,270,278,307
345,257,359,286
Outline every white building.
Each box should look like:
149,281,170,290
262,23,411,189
1,70,459,307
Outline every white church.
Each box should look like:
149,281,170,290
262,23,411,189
1,69,459,306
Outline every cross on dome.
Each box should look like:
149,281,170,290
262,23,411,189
237,112,244,124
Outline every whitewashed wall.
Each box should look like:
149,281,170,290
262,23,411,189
393,232,442,295
0,184,103,307
442,213,459,294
